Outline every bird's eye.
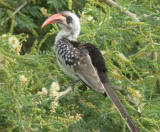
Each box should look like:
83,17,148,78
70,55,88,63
66,16,73,24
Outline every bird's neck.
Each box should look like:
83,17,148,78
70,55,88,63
55,27,80,44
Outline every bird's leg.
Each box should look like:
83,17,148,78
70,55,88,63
58,80,80,99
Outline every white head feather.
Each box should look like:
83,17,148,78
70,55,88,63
55,11,81,43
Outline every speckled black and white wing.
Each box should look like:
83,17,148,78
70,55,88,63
55,38,80,79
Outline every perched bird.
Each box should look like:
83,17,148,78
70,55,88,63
41,11,138,132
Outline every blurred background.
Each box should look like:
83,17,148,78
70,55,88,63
0,0,160,131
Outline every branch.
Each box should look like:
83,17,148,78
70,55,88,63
57,80,80,99
0,83,5,85
0,0,28,26
102,0,139,21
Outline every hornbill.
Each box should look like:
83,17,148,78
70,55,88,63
41,11,138,132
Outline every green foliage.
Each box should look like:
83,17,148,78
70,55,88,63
0,0,160,131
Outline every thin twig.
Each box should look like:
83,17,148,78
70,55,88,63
102,0,139,21
0,0,28,26
58,86,72,98
58,80,80,99
0,83,6,85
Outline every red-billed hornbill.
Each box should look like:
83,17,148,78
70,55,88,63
41,11,138,132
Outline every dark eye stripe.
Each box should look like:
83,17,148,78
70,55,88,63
66,16,73,24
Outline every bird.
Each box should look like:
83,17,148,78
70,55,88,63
41,11,138,132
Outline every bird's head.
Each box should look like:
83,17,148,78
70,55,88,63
41,11,80,41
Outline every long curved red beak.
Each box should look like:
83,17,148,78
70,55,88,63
41,13,64,29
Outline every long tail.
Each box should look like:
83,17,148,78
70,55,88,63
103,82,138,132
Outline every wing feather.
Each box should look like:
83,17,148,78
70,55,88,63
74,53,105,93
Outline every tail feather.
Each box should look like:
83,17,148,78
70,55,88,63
103,82,138,132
